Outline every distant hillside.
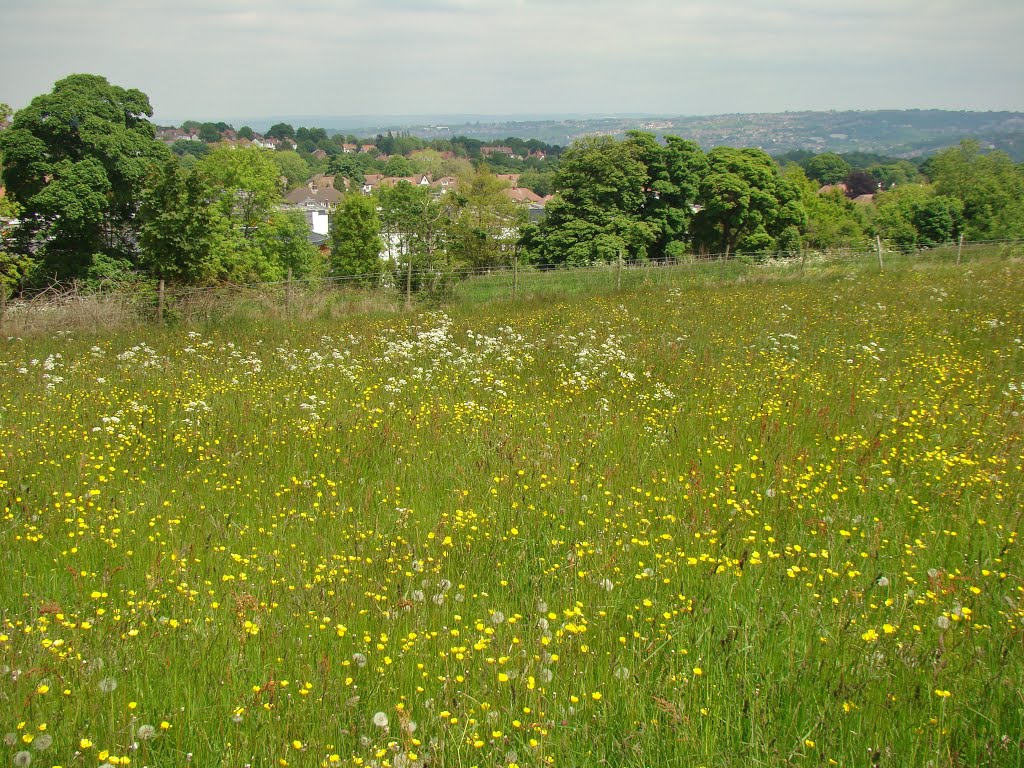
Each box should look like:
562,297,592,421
331,110,1024,160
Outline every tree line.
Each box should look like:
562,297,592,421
0,75,529,292
3,75,1023,296
520,133,1024,266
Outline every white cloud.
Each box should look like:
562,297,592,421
1,0,1021,118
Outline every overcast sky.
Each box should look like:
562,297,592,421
2,0,1022,124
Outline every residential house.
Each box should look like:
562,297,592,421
503,187,543,204
311,148,328,160
377,174,433,190
156,127,200,143
252,136,298,151
362,174,385,194
342,143,358,153
217,138,253,150
283,175,345,242
496,174,521,187
432,176,458,192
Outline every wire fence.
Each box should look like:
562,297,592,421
2,238,1022,335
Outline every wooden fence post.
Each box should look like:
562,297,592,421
876,235,884,272
285,268,292,317
405,255,413,310
956,233,964,265
616,250,623,291
512,251,519,299
158,279,165,324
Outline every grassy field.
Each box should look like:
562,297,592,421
1,254,1022,767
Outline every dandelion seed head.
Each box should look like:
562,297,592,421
373,712,389,729
98,677,118,693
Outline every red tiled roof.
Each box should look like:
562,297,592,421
503,187,543,203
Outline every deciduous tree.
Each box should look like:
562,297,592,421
447,169,527,269
330,192,383,283
0,74,168,277
535,136,653,265
926,140,1024,240
806,153,851,185
138,158,221,283
691,147,804,257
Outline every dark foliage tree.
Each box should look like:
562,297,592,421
534,136,654,266
266,123,296,141
805,153,851,185
844,171,878,197
691,147,805,257
0,74,168,278
138,158,221,283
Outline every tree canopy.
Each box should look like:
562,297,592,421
0,74,168,277
534,135,654,266
925,140,1024,240
330,192,383,283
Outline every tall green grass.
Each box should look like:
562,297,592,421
1,254,1022,766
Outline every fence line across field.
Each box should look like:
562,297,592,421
156,237,1024,297
2,239,1022,332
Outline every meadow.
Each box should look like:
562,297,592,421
1,254,1022,767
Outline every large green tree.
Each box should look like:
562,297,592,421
266,123,295,141
873,184,963,251
249,211,322,281
691,147,805,257
925,140,1024,240
0,74,168,277
805,153,851,185
272,151,310,190
195,146,297,281
329,193,383,283
198,146,281,237
783,165,870,251
624,131,708,260
535,135,654,266
138,158,221,284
